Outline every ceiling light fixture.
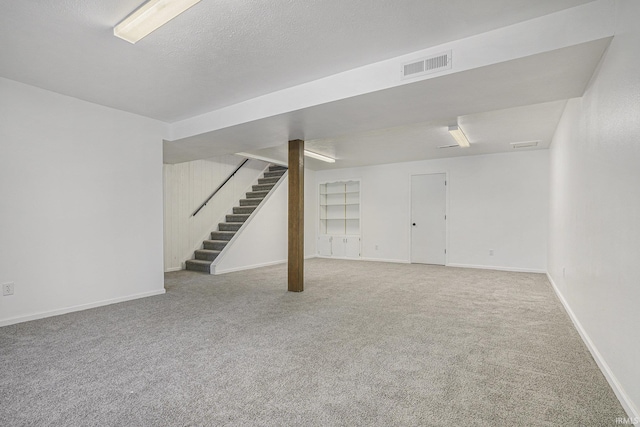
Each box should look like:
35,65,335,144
304,150,335,163
114,0,202,44
448,125,471,148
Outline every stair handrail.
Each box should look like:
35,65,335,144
191,158,250,217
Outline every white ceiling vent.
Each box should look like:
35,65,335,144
510,140,539,149
402,51,452,79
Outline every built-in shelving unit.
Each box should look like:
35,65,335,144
318,180,360,258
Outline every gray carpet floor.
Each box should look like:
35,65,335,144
0,259,626,426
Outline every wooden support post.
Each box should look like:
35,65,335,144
288,139,304,292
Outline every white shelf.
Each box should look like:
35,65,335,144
320,191,360,195
320,217,360,220
319,180,360,238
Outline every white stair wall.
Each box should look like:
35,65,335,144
213,175,288,274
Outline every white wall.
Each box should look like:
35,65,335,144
316,150,549,272
0,77,165,326
163,157,268,271
547,0,640,417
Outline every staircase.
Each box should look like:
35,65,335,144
185,164,287,273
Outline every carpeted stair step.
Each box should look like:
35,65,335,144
186,163,287,273
252,183,275,192
219,222,242,232
263,170,286,178
258,177,280,185
226,213,250,223
239,198,262,206
185,259,211,273
203,240,228,250
233,206,256,214
195,249,220,261
211,231,235,240
246,190,269,199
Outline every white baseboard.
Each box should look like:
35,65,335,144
314,255,409,264
164,267,182,273
447,263,546,274
0,288,166,328
210,256,315,275
213,259,287,275
360,257,411,264
547,273,639,421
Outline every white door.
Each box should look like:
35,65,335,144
411,174,446,265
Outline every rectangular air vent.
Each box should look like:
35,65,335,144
402,51,452,79
510,141,540,149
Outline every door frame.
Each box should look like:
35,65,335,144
409,172,449,265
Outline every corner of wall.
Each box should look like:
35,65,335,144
546,272,639,420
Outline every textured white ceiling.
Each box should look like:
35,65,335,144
243,100,568,170
0,0,595,122
163,37,610,166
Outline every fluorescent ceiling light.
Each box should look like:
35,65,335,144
304,150,335,163
448,125,471,148
114,0,202,44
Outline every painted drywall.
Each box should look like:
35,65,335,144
163,157,268,272
547,0,640,417
315,150,549,272
0,77,165,326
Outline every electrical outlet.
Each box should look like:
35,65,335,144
2,282,14,296
489,249,494,256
